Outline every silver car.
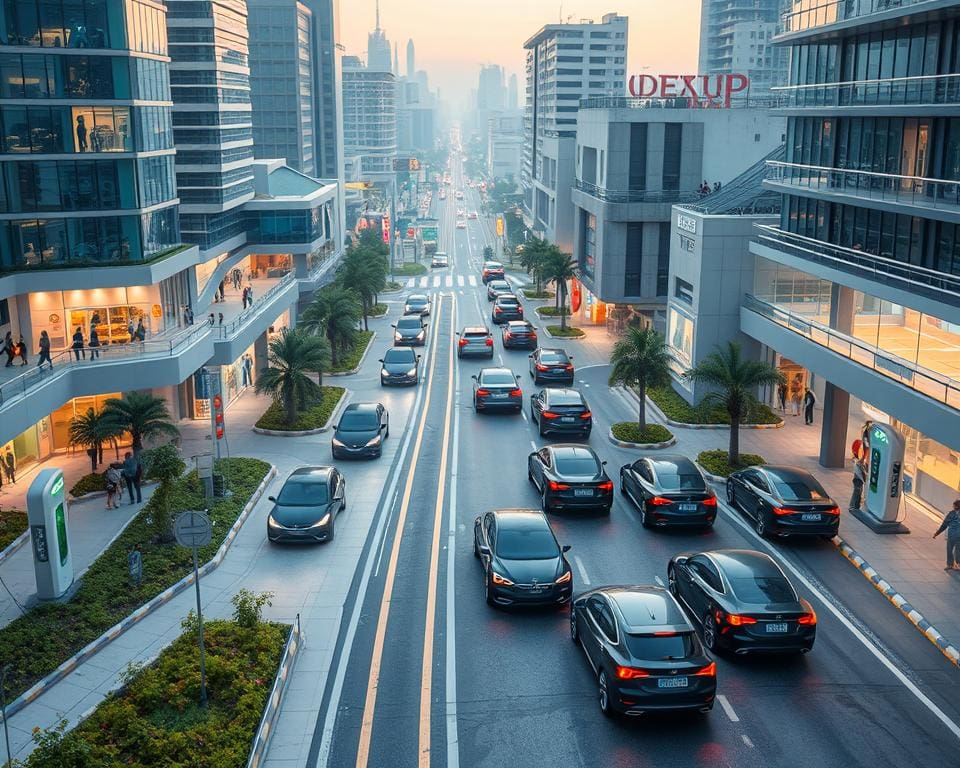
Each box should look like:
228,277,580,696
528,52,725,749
457,326,494,358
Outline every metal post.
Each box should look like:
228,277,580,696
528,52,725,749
207,370,221,461
192,545,207,705
390,175,398,276
0,664,11,767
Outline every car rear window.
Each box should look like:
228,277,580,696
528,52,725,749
509,322,531,331
498,296,519,306
555,457,599,475
277,480,328,505
539,352,567,364
551,393,583,406
729,576,796,604
464,329,488,338
496,528,558,560
383,349,414,363
624,632,698,661
339,412,378,430
656,472,706,491
768,474,830,501
482,371,516,385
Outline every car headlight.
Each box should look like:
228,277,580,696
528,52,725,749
416,330,425,339
394,332,403,341
491,572,514,586
267,515,282,529
381,369,389,377
406,368,417,376
311,513,331,528
331,437,345,447
555,571,572,585
365,434,382,447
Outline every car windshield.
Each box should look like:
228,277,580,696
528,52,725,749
491,281,509,289
509,323,531,331
339,412,378,430
482,371,516,385
485,263,502,270
555,456,599,475
496,528,558,560
729,576,796,604
407,297,427,305
656,472,705,491
769,474,830,501
624,632,697,661
383,349,413,363
397,318,422,330
464,330,488,338
276,480,328,506
540,352,566,364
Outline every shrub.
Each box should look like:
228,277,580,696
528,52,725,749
611,422,673,444
535,306,570,317
367,303,388,317
697,449,765,477
392,262,427,276
648,386,781,426
0,509,27,551
545,325,584,338
522,289,555,300
69,472,107,498
255,386,344,431
326,331,374,374
231,589,274,628
140,444,187,539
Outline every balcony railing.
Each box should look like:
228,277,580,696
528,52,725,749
765,160,960,211
214,272,297,339
753,224,960,304
781,0,935,34
743,294,960,408
773,73,960,108
575,179,700,204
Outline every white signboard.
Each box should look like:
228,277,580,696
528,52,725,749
677,214,697,234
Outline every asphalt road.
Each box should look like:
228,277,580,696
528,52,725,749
312,149,960,768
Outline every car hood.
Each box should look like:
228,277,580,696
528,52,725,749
496,556,563,583
384,360,415,373
334,427,378,447
396,327,423,337
271,503,331,527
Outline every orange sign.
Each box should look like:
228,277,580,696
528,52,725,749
570,280,582,313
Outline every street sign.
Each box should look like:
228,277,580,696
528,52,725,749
174,510,212,548
196,453,214,479
128,548,142,586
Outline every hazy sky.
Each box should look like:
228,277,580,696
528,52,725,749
338,1,702,111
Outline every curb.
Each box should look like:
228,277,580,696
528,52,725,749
325,333,377,377
252,389,351,436
0,528,29,567
607,429,677,450
246,615,303,768
541,326,586,341
3,464,277,719
696,463,728,484
641,392,784,430
69,479,159,503
834,536,960,668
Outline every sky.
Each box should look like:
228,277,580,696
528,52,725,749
338,0,702,112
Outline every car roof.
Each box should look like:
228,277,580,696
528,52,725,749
649,455,699,475
537,347,566,356
495,293,519,301
480,367,515,376
287,466,333,482
343,402,379,414
462,326,489,334
484,261,503,267
490,279,510,286
602,587,689,632
490,509,552,531
384,346,415,357
544,388,584,404
551,444,598,460
507,320,532,327
706,549,784,580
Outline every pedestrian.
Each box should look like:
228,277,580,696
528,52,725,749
218,312,224,325
776,382,787,412
208,313,215,326
246,284,254,307
135,319,146,341
850,456,866,512
218,280,225,303
714,181,721,193
127,319,135,342
242,353,253,386
88,326,101,359
37,330,52,369
241,286,249,309
803,387,817,424
104,464,122,510
122,451,142,504
3,331,14,367
17,335,27,366
71,326,85,360
933,499,960,571
3,448,15,484
233,267,241,291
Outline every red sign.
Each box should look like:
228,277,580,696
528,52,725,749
627,74,749,108
570,280,581,313
381,215,391,244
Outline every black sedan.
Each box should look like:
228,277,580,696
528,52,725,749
668,549,817,655
472,367,522,412
393,316,427,346
726,465,840,539
486,279,512,302
530,388,592,439
379,347,420,385
571,586,716,716
473,509,573,607
267,466,345,543
620,455,717,529
331,402,389,459
403,294,430,316
492,294,524,324
529,348,574,385
502,320,538,350
528,444,612,513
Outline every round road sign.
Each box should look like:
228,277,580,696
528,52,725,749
174,510,213,548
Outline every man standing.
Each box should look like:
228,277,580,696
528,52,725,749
934,500,960,571
850,456,866,512
803,387,817,425
3,448,14,484
122,451,142,504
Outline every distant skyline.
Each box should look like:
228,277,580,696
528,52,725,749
339,1,701,110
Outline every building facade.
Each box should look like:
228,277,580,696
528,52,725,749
342,57,396,175
522,12,628,251
306,0,343,181
488,114,523,181
366,0,391,72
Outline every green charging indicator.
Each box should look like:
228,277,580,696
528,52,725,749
55,503,68,567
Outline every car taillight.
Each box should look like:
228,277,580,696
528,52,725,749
824,506,840,516
598,480,614,492
798,610,817,625
542,411,560,420
772,506,794,516
615,665,649,680
485,338,493,346
536,363,549,371
719,611,757,626
649,496,674,505
458,338,468,347
702,496,717,507
509,388,522,397
564,364,574,371
579,411,592,419
694,662,717,677
504,331,512,338
530,332,537,339
476,388,490,396
548,480,570,491
494,307,502,313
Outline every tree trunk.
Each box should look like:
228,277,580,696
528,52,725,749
637,382,647,431
728,407,741,466
328,330,338,367
284,383,297,424
559,283,568,332
362,298,369,331
90,445,98,473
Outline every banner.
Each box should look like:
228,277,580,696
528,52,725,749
570,280,582,313
496,216,504,237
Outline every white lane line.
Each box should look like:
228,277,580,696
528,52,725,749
717,694,740,723
419,276,428,288
521,410,527,422
445,275,453,287
457,275,464,287
406,278,415,288
741,735,755,749
445,299,461,768
573,555,591,586
654,575,664,587
716,497,960,742
529,440,537,450
468,275,477,287
433,275,441,288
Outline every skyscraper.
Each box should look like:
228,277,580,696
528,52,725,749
477,65,506,111
508,73,519,111
367,0,391,72
306,0,345,181
406,38,416,78
342,57,397,175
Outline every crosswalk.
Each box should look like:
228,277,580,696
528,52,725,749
406,274,477,289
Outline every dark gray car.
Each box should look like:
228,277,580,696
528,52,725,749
530,388,592,439
393,316,427,346
457,326,494,358
492,294,524,324
379,347,420,385
473,367,523,412
267,467,345,543
332,402,389,459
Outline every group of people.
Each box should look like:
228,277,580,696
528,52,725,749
3,332,28,367
103,451,143,510
776,380,817,424
699,180,721,196
66,318,146,363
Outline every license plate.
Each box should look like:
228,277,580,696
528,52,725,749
525,585,545,593
657,677,688,689
801,513,821,522
561,417,575,423
766,622,788,633
491,393,507,399
679,503,698,512
574,488,593,497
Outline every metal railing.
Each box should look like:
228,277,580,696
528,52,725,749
214,272,297,339
575,179,700,204
752,224,960,304
773,73,960,108
579,95,786,110
765,160,960,211
781,0,933,34
743,293,960,408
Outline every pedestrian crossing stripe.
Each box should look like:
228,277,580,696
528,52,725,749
432,275,440,287
445,276,453,287
419,276,428,287
468,275,477,287
406,278,415,288
457,276,465,287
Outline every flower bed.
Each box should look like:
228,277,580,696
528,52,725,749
0,508,26,551
392,262,427,276
25,620,287,767
611,423,673,444
254,386,345,431
69,472,107,498
326,332,374,374
545,325,585,338
648,386,781,426
0,458,270,703
697,449,766,478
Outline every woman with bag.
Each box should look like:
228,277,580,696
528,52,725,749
105,465,122,510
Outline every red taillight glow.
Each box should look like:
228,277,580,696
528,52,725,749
615,665,649,680
649,496,674,506
564,364,574,371
509,388,522,397
548,480,570,491
772,506,794,517
722,612,757,626
703,496,717,507
694,662,717,677
579,411,592,419
485,338,494,346
494,307,503,313
536,363,549,371
476,388,490,396
458,338,468,347
598,480,614,492
824,506,840,516
542,411,560,420
798,611,817,626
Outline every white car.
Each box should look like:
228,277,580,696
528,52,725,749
431,254,449,268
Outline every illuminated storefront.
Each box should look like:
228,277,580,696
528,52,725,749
29,287,163,350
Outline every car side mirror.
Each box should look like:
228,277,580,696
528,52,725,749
471,375,478,381
267,495,276,502
378,359,384,363
456,331,461,335
391,324,397,329
417,354,422,360
601,460,608,466
561,544,572,553
478,544,491,557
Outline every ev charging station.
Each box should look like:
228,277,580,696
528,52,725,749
26,468,74,600
855,422,911,534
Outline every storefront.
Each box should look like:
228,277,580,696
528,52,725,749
187,344,258,420
29,287,163,350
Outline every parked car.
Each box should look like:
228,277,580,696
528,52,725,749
482,261,505,283
456,221,467,229
403,294,430,316
267,467,345,543
529,348,574,385
527,444,613,513
331,403,389,459
530,388,592,439
393,316,427,346
457,326,494,358
486,279,512,302
619,455,717,529
379,347,421,385
726,466,840,539
492,294,523,324
472,367,523,412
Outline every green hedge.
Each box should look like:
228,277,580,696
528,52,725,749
697,449,766,478
522,289,555,300
647,386,782,426
0,457,270,703
254,386,344,431
546,325,585,338
70,472,107,498
367,303,388,317
611,422,673,444
326,332,374,374
0,508,27,551
26,621,287,767
385,281,403,291
392,262,427,276
536,306,570,317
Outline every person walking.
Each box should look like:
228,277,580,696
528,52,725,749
218,312,224,325
3,448,15,484
232,267,241,291
17,335,27,366
127,319,135,342
803,387,817,425
88,326,101,359
777,382,787,412
104,464,122,510
933,499,960,571
3,332,14,367
246,283,254,307
218,279,225,303
850,456,866,512
208,312,215,326
135,319,146,342
71,326,85,360
241,286,249,309
122,451,142,504
37,330,52,369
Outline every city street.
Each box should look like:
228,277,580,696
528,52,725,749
304,156,960,768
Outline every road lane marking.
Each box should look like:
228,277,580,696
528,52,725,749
406,278,415,288
468,275,477,287
445,305,462,768
419,276,428,288
717,694,740,723
521,410,527,422
574,555,591,586
445,275,453,287
741,735,754,749
654,575,664,586
354,298,448,768
529,440,537,450
433,275,441,288
457,275,464,287
418,297,456,767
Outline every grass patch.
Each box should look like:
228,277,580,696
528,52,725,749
522,289,555,300
0,458,270,704
385,281,403,291
697,449,766,477
367,303,388,318
69,472,107,498
536,306,570,317
647,386,782,426
392,262,427,276
611,422,673,444
0,509,27,551
254,386,344,431
326,332,374,374
546,325,585,338
30,620,287,767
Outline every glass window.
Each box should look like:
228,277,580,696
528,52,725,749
624,633,697,660
0,53,24,98
4,105,29,152
729,576,796,603
37,0,65,48
35,161,59,210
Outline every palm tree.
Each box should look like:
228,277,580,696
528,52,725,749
541,248,578,330
338,248,385,330
608,327,673,430
68,408,123,471
255,328,330,424
102,391,180,457
684,342,784,466
300,285,362,367
519,238,549,292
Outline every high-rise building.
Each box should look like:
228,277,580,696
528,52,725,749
406,38,415,78
478,65,506,111
342,57,397,175
508,73,519,111
367,0,391,72
248,0,316,175
698,0,788,95
522,12,628,250
306,0,345,182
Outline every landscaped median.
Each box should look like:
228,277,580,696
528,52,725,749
543,325,585,339
520,288,554,300
326,331,375,376
646,386,782,428
0,457,271,707
253,386,347,436
609,422,676,449
0,508,27,551
392,262,427,277
696,449,766,480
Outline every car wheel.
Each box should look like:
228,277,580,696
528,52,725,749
726,479,736,505
541,489,552,513
538,421,546,437
385,426,390,439
473,535,480,558
570,610,580,643
619,473,627,496
755,514,767,538
598,670,612,717
667,564,677,595
703,612,718,651
484,575,494,606
326,515,336,543
641,504,651,529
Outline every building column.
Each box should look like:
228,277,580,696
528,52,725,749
254,330,269,371
819,382,850,468
293,252,309,279
829,283,855,334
